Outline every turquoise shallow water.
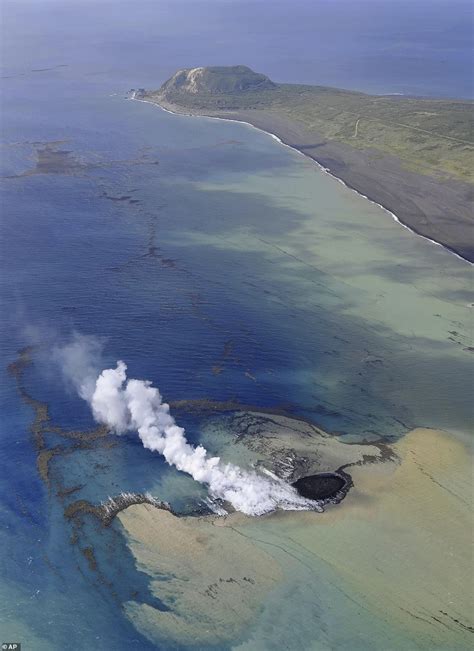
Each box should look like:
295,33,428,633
1,78,472,648
1,3,473,649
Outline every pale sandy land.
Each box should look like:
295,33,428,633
119,506,281,647
198,409,385,477
118,427,473,649
280,428,473,649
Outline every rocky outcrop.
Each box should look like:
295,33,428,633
158,65,276,97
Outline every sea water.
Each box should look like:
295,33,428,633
1,2,473,649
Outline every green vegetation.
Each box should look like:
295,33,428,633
147,67,474,182
159,65,276,95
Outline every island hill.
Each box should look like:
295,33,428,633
137,66,474,262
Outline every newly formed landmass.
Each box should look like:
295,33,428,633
119,422,474,648
9,344,474,647
139,65,474,261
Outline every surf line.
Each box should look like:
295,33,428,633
129,94,472,266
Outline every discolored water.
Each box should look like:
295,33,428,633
1,2,473,649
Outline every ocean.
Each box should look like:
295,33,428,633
1,1,473,649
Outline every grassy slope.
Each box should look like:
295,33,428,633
147,84,474,183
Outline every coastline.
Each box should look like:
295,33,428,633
118,426,474,649
132,94,473,264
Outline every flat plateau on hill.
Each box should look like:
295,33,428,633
142,66,474,261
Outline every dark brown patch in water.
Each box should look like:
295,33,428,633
292,472,347,500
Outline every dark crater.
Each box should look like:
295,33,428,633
292,472,350,502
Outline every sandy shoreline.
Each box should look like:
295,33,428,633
134,95,473,264
118,425,473,649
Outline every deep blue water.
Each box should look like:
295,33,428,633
1,0,473,98
1,2,472,649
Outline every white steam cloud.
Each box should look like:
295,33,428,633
55,336,318,516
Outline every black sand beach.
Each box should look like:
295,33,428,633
149,97,474,263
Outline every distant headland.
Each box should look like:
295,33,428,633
132,66,474,262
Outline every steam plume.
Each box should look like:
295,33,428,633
56,337,318,516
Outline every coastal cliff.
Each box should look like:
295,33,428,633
159,65,276,95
